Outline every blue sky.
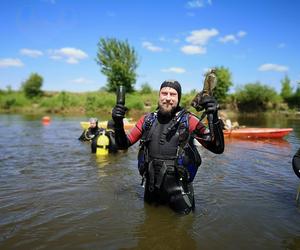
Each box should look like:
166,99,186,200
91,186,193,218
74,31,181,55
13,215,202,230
0,0,299,93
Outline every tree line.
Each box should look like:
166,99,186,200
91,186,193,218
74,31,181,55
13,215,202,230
1,38,299,113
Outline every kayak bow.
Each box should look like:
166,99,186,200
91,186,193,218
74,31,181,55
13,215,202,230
224,127,293,139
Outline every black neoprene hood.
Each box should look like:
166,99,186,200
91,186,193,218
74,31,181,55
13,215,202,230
160,80,182,103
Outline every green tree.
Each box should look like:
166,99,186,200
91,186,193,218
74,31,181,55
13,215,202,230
294,84,300,109
280,75,293,100
213,66,233,103
287,83,300,109
22,73,43,99
140,82,152,94
235,82,279,112
96,38,139,93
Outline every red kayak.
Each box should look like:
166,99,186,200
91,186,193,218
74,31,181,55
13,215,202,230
224,128,293,139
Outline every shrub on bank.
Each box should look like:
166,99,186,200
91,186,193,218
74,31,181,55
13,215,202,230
235,82,281,112
0,91,30,109
40,92,86,111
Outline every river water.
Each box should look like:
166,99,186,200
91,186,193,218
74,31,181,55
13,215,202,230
0,114,299,250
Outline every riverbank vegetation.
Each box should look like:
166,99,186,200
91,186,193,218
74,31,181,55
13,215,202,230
1,76,299,118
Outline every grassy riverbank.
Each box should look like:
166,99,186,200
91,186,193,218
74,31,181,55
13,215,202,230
0,90,149,115
0,89,197,117
1,90,299,121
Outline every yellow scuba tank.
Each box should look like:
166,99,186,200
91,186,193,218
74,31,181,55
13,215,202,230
96,130,110,156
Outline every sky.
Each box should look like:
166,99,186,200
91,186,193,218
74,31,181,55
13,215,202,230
0,0,299,93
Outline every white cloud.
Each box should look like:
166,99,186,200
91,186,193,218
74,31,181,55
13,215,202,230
66,57,79,64
186,0,212,8
219,35,238,44
161,67,186,74
186,0,205,8
219,30,247,44
258,63,289,72
182,28,219,55
57,47,87,58
71,77,93,84
49,47,88,64
20,48,43,57
0,58,24,68
186,28,219,45
142,42,163,52
181,45,206,55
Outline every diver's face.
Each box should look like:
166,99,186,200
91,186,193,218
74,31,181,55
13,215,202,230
158,87,178,114
89,122,97,128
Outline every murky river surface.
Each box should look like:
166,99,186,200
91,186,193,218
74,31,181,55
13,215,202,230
0,114,299,250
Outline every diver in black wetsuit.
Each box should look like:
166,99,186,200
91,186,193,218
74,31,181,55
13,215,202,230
78,117,102,141
293,148,300,178
90,119,118,154
112,80,224,214
79,118,118,154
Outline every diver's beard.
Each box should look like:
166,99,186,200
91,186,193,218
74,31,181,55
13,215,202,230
158,103,177,118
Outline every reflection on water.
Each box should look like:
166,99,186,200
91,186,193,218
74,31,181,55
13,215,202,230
95,154,112,177
127,205,197,250
0,114,300,250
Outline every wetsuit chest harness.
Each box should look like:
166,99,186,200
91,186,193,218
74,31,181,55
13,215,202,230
138,109,201,191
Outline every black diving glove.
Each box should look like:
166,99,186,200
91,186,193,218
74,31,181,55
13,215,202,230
112,104,127,127
200,96,219,122
198,96,225,154
111,104,129,149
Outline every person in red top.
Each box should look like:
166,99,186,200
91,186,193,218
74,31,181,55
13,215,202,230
112,80,224,214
